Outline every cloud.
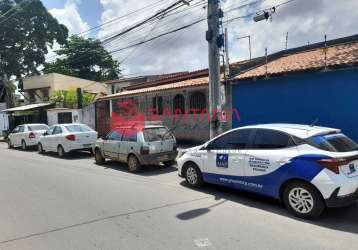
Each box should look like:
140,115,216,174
97,0,358,76
49,0,90,34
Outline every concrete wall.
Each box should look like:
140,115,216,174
47,109,82,126
81,104,96,130
232,68,358,141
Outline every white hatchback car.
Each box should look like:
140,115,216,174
38,123,98,158
8,124,49,150
177,124,358,219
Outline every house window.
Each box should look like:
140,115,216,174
41,89,49,101
58,112,73,124
28,91,36,103
152,96,163,115
189,91,206,113
173,94,185,114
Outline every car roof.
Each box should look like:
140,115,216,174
20,123,48,127
236,123,340,139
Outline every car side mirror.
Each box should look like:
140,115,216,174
43,131,49,136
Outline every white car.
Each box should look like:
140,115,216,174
177,124,358,219
38,123,98,158
8,124,49,150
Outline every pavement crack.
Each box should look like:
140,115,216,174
0,196,210,245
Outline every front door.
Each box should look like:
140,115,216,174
201,129,253,188
243,129,299,197
121,128,138,162
103,130,123,160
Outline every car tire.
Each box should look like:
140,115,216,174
57,145,65,158
283,181,325,220
21,140,27,151
184,162,203,187
127,155,142,173
7,139,13,149
94,148,105,165
38,143,44,154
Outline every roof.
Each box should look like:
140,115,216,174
2,103,53,112
99,76,209,100
236,123,340,139
233,40,358,81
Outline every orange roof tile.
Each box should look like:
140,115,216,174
98,76,209,100
234,42,358,80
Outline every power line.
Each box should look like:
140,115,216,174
101,0,195,45
0,0,32,25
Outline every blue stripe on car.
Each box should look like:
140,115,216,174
202,154,331,199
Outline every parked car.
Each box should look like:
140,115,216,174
8,124,49,150
177,124,358,219
93,124,178,172
38,123,98,158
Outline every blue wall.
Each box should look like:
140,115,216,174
232,69,358,141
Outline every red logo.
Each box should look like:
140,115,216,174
111,99,145,135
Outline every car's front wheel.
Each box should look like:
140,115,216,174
127,155,142,173
184,163,203,187
283,181,325,220
57,145,65,158
94,148,105,165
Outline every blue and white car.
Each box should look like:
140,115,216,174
177,124,358,219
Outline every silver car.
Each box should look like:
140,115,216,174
93,125,178,172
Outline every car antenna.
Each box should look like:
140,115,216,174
310,118,319,127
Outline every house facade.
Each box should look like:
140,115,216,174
230,35,358,141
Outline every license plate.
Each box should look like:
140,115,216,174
83,144,92,148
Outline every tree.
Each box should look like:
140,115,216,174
50,90,94,109
44,35,121,82
0,0,68,107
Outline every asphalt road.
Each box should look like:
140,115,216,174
0,142,357,250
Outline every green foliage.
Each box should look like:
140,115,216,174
44,35,121,82
50,90,94,109
0,0,68,79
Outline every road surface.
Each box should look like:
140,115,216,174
0,142,357,250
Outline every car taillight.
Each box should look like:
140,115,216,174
317,158,350,174
140,146,150,155
65,134,76,141
29,132,36,139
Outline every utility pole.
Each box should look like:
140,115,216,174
207,0,224,139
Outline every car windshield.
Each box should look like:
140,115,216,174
28,125,48,131
143,127,174,142
307,133,358,152
65,125,92,133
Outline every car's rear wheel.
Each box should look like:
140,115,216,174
127,155,142,173
283,181,325,220
21,140,27,150
38,143,44,154
57,145,65,158
184,163,203,187
94,148,105,165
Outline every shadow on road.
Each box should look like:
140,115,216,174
41,151,93,160
177,181,358,235
99,160,178,176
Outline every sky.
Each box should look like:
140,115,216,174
41,0,358,77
